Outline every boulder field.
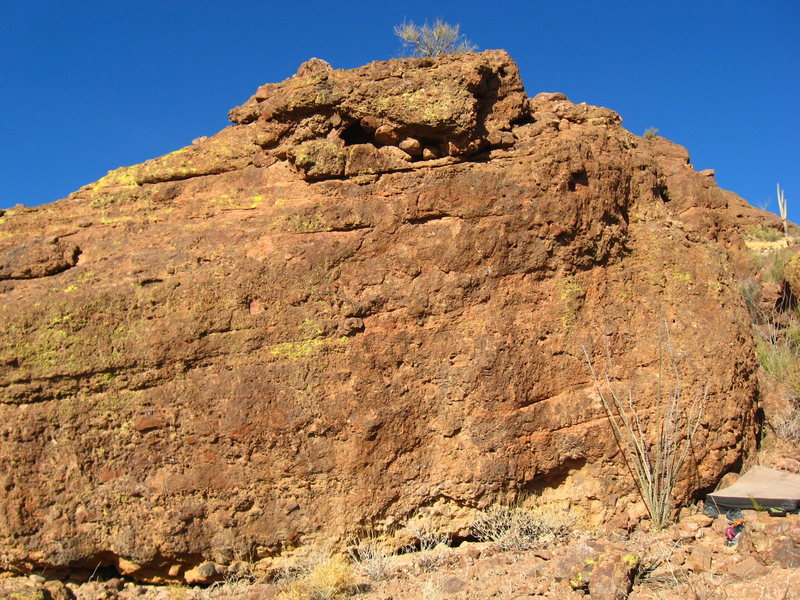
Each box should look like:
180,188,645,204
0,50,777,582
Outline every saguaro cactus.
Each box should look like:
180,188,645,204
778,184,789,241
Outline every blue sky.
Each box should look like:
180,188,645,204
2,1,798,221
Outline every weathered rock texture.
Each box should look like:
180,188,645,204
0,51,777,581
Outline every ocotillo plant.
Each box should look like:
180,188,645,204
582,322,706,530
777,183,789,240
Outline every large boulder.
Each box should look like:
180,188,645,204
0,50,764,581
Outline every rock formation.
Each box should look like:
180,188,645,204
0,50,777,582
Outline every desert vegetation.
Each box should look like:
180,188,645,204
471,501,575,550
777,184,790,240
394,19,477,57
275,553,355,600
583,324,706,531
742,223,800,445
643,127,659,139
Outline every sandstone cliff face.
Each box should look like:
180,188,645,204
0,51,771,581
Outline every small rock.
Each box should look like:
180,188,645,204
184,561,219,584
116,557,142,576
684,546,712,572
487,131,515,147
294,57,332,77
132,415,164,432
398,138,423,157
440,577,467,594
534,92,569,102
421,146,440,160
587,553,639,600
44,580,74,600
487,131,504,146
684,513,714,528
462,544,482,560
374,125,400,146
764,537,800,568
715,471,740,490
694,528,706,540
359,116,382,131
724,555,769,579
379,145,413,163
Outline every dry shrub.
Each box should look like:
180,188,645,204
471,502,574,551
739,277,762,322
411,545,451,574
276,554,354,600
394,19,477,57
348,533,393,581
405,521,450,553
196,561,257,599
404,517,452,572
773,405,800,443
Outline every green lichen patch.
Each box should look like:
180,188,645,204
269,335,348,361
559,275,584,329
269,338,326,360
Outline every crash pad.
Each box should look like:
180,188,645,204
706,466,800,512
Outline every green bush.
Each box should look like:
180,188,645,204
756,337,794,376
755,248,794,284
746,224,783,242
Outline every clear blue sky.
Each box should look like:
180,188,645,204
2,1,798,221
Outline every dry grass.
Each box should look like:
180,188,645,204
195,562,257,600
276,554,354,600
471,502,574,551
420,578,443,600
755,321,800,396
755,247,794,284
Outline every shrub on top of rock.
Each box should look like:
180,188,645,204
394,19,477,57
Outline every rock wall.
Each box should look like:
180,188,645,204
0,51,771,581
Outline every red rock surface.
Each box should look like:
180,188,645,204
0,50,775,581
